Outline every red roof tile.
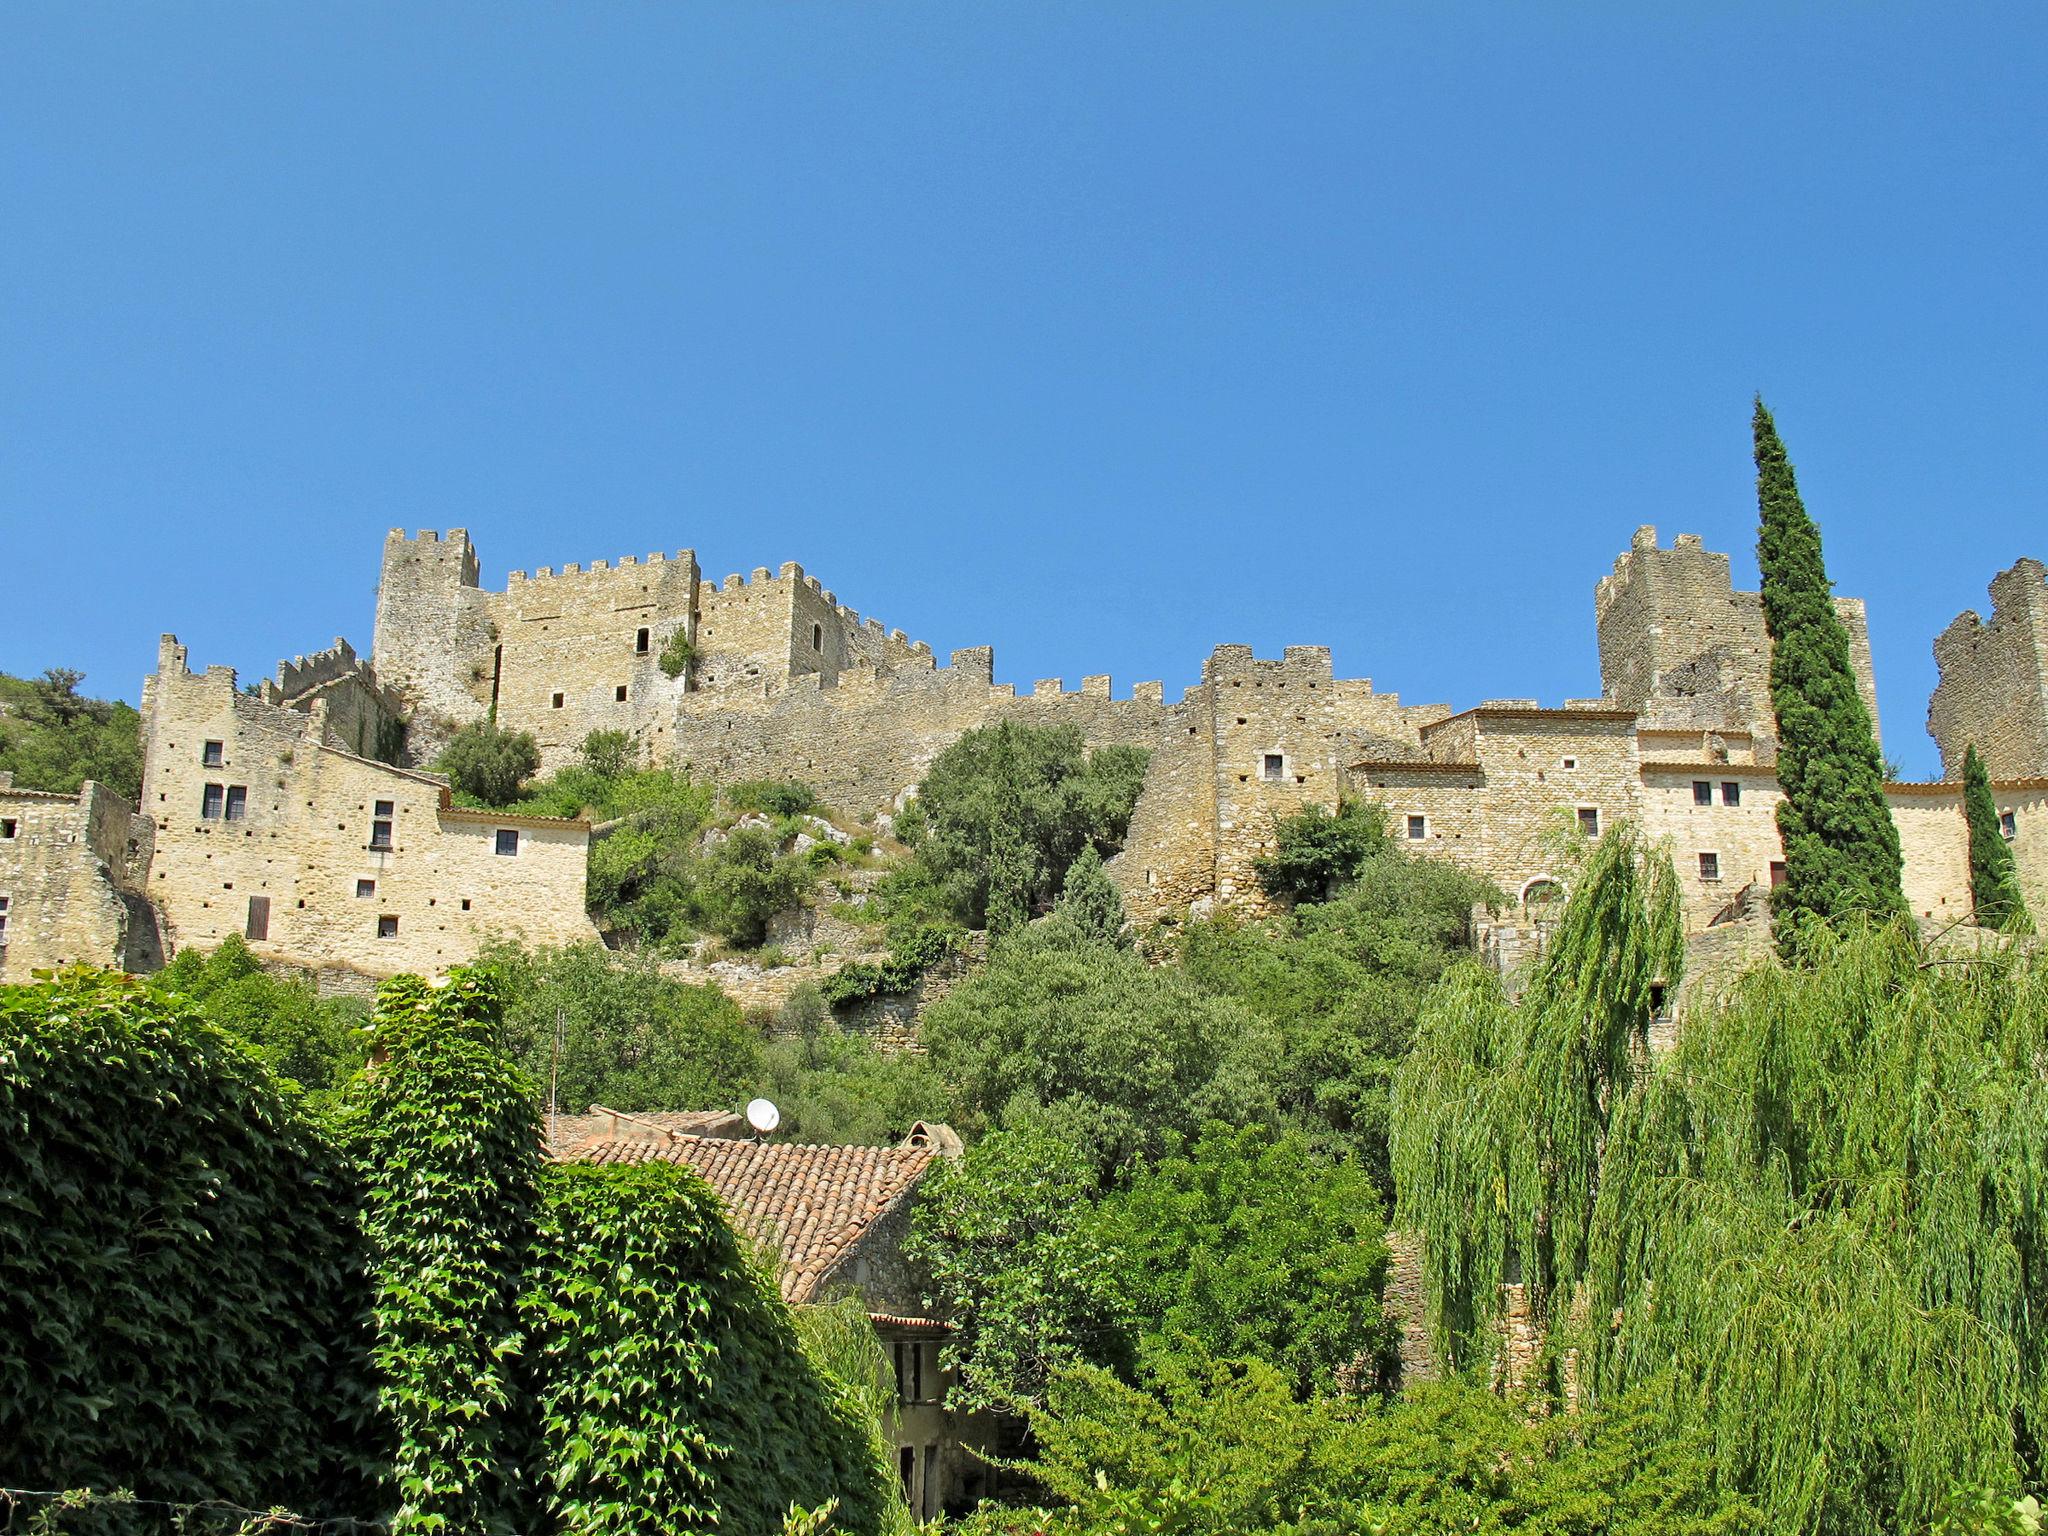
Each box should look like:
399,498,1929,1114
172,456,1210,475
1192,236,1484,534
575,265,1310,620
547,1107,747,1157
572,1134,935,1303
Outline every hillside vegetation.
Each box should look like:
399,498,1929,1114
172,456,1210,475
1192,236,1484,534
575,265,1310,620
0,668,142,799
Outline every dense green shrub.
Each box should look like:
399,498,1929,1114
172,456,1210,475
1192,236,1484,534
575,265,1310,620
530,1161,889,1536
989,1357,1758,1535
1252,798,1389,905
0,968,373,1510
481,939,762,1114
0,667,142,799
725,778,821,816
755,996,955,1146
900,722,1149,932
437,719,542,807
695,824,817,945
657,626,695,679
154,933,370,1098
338,971,543,1536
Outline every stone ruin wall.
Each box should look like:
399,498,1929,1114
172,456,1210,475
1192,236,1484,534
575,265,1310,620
1928,557,2048,782
0,774,159,979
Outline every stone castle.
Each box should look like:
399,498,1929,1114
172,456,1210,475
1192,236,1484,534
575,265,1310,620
3,526,2044,986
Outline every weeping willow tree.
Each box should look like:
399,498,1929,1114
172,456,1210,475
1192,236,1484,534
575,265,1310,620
1396,819,2048,1531
1391,821,1685,1377
1582,920,2048,1533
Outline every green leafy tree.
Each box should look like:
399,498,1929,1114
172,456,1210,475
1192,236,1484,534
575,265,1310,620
0,668,143,798
1752,397,1907,955
154,934,370,1098
1252,799,1388,905
694,824,815,946
1179,843,1495,1198
905,1118,1132,1411
920,921,1273,1167
1964,742,2032,931
754,991,955,1145
437,719,541,807
1092,1123,1393,1397
580,728,634,778
1052,844,1128,944
903,722,1148,932
481,940,761,1115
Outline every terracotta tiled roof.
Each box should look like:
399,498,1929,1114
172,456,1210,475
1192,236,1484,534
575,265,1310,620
573,1134,935,1303
547,1107,748,1157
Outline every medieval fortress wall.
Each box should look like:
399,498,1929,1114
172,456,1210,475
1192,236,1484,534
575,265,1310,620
2,522,2045,983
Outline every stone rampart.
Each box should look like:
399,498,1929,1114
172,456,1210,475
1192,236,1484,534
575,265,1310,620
0,774,159,978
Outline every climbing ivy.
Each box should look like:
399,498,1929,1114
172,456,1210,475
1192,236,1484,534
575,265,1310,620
527,1162,889,1536
337,970,544,1536
0,968,374,1511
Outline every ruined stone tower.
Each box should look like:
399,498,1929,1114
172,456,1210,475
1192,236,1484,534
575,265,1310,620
1928,557,2048,780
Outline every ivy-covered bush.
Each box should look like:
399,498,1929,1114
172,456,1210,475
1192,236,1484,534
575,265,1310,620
338,971,544,1536
0,968,373,1509
529,1162,889,1536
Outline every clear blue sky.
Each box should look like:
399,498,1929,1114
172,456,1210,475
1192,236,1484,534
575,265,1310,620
4,4,2042,778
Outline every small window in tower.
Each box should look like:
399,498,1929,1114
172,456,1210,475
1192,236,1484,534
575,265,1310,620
615,684,628,702
377,915,398,939
370,811,393,851
552,692,565,709
1261,753,1284,782
223,786,247,821
202,740,224,767
1577,806,1601,838
1561,757,1577,770
1698,851,1721,881
202,783,225,819
495,829,519,856
1407,814,1427,841
245,895,270,941
2001,810,2018,839
460,897,472,911
0,818,14,839
1693,780,1712,806
1721,781,1741,807
813,623,823,651
0,895,9,947
375,800,395,817
356,879,375,898
635,627,651,654
1770,860,1788,887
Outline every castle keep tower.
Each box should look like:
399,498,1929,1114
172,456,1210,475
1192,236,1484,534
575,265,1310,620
1928,557,2048,780
371,529,493,737
1595,525,1879,754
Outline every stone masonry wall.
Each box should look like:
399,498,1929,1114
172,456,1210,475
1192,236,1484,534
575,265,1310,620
492,550,702,772
0,775,158,979
1929,557,2048,781
1597,525,1881,752
141,637,597,978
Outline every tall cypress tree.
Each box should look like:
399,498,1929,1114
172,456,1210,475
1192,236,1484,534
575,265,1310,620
1962,742,2032,932
1753,397,1907,957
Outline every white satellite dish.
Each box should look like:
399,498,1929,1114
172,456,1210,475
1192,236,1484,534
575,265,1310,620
745,1097,781,1134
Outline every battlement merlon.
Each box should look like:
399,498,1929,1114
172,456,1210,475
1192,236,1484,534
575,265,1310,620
267,637,362,702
